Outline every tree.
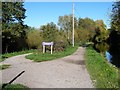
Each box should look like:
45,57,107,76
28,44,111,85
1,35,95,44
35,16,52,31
78,17,95,30
2,2,27,53
77,17,96,45
40,22,59,42
0,2,1,53
58,14,77,43
40,22,69,51
108,1,120,67
111,1,120,32
92,20,109,54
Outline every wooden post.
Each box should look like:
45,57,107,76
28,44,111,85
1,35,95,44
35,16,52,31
51,45,53,54
43,45,45,53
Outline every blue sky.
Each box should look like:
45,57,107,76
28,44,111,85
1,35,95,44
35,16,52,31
23,2,113,29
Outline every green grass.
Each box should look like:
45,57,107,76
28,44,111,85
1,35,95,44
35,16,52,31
26,46,78,62
0,64,11,70
0,84,30,90
85,47,119,88
1,49,36,62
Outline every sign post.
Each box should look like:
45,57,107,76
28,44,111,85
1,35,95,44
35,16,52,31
42,42,54,54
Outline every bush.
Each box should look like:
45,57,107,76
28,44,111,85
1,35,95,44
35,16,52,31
53,31,69,52
26,30,43,49
54,41,68,52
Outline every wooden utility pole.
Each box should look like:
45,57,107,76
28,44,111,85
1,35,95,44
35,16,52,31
72,2,74,47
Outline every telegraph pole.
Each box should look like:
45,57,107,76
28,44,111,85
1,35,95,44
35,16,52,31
72,2,74,47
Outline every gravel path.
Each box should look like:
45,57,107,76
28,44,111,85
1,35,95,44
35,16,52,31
0,47,93,88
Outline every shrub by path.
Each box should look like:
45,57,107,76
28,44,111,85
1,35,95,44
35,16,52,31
0,47,93,88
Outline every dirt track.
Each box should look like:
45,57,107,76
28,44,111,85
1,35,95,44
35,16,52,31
0,47,93,88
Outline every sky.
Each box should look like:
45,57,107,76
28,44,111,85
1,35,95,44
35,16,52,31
23,2,113,29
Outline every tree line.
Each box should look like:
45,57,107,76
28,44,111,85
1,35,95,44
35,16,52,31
2,1,120,67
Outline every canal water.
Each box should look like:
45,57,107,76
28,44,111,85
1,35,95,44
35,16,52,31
105,51,112,62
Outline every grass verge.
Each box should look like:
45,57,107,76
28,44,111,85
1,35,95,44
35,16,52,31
26,46,78,62
85,47,119,88
1,49,36,62
0,64,11,70
0,84,30,90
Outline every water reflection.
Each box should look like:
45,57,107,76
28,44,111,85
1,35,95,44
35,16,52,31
105,51,112,62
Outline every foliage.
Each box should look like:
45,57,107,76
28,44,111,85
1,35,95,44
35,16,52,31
54,29,70,51
26,46,78,62
111,1,120,32
0,64,11,70
76,17,96,45
58,14,77,42
40,22,69,51
54,39,69,52
41,22,59,42
78,17,95,31
92,20,109,54
2,2,28,53
108,1,120,68
85,47,119,88
107,30,120,68
0,2,1,36
26,29,43,49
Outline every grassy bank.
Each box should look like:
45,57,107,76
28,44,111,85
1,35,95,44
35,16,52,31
26,46,78,62
1,49,36,62
85,47,119,88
